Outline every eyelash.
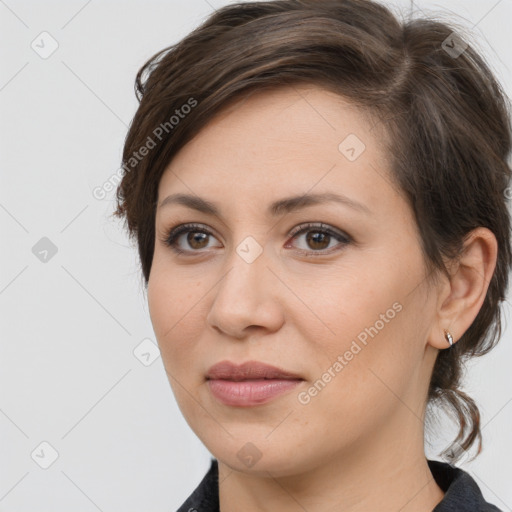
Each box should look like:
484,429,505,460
160,222,352,257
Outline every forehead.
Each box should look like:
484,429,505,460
157,84,398,218
171,84,381,160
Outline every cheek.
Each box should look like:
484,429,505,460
147,268,205,363
294,263,398,353
296,258,420,401
292,303,414,454
147,271,210,423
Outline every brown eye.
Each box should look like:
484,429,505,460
304,231,331,251
163,223,221,254
185,231,209,250
287,222,352,256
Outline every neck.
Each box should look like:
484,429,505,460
218,409,445,512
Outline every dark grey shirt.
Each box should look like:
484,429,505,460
177,458,502,511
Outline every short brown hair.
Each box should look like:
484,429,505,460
113,0,512,462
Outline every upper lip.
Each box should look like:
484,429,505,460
206,360,303,381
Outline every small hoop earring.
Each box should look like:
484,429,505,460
444,329,454,347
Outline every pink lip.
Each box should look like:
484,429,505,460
206,360,303,380
206,360,304,407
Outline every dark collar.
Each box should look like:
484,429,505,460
428,459,502,511
177,458,502,511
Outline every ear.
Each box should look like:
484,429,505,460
428,227,498,350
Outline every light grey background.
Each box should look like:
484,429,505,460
1,0,511,510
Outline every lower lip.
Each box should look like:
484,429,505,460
207,379,302,407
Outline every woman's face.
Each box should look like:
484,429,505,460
148,85,440,476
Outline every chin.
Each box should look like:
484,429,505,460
203,432,318,477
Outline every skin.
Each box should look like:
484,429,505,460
147,85,497,511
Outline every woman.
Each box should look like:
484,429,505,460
114,0,511,510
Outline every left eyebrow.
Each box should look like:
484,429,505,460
158,191,372,217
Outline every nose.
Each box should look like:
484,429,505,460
206,245,284,340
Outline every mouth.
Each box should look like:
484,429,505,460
205,360,304,407
206,360,303,381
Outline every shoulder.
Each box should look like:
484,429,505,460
428,459,503,511
176,458,219,512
